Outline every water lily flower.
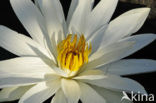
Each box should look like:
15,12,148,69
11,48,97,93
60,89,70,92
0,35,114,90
0,0,156,103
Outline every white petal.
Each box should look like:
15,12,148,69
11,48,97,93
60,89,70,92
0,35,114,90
86,41,134,70
85,0,118,37
82,74,147,94
34,0,40,8
0,86,32,102
61,78,80,103
0,57,54,74
0,26,49,57
119,34,156,58
101,8,150,45
92,33,156,61
74,70,105,80
87,34,156,70
87,24,108,54
47,66,68,78
68,0,93,34
44,74,61,82
79,82,106,103
67,0,78,26
36,0,66,37
10,0,47,46
19,81,60,103
91,85,132,103
51,89,67,103
0,73,43,88
105,59,156,75
89,39,133,61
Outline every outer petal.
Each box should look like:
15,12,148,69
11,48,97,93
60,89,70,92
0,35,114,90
67,0,78,26
10,0,47,46
34,0,40,8
100,8,150,46
87,24,108,54
0,73,43,88
61,78,80,103
51,89,67,103
0,57,54,74
0,86,32,102
36,0,66,38
19,81,60,103
73,70,105,80
85,0,118,37
85,41,134,70
104,59,156,75
0,57,57,88
119,34,156,58
89,37,134,61
0,26,49,57
81,74,146,94
88,34,156,70
91,85,132,103
68,0,93,34
79,82,106,103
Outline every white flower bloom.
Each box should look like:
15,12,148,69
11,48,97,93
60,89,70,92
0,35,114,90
0,0,156,103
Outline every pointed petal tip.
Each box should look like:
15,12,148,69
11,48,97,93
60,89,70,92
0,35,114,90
140,8,151,16
125,7,151,16
136,7,150,13
0,25,7,30
136,33,156,42
143,7,151,13
146,33,156,40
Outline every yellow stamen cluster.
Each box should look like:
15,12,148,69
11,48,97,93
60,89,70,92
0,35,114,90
57,34,92,72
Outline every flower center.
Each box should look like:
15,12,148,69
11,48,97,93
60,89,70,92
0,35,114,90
57,34,92,72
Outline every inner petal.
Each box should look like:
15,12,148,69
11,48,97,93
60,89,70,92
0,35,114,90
57,34,92,73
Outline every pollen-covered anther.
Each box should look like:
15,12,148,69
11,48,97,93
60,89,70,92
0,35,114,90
57,34,92,72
